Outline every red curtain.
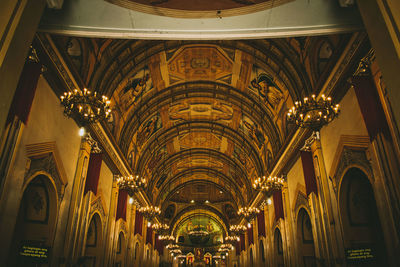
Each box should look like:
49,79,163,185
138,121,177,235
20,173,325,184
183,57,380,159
116,189,128,221
146,225,153,245
134,210,143,236
155,234,164,255
235,239,240,255
247,224,254,245
84,153,103,195
300,151,318,196
240,233,245,252
6,60,42,125
273,190,284,221
353,75,390,141
257,210,266,237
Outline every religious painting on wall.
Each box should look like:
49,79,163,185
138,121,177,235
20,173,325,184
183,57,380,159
239,115,265,149
23,180,49,223
136,113,163,149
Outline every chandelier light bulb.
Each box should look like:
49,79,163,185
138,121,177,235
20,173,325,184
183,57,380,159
247,222,251,228
129,197,134,204
79,127,85,137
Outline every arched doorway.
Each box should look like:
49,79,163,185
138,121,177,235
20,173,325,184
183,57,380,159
114,232,126,267
8,174,58,266
249,247,254,267
274,228,284,267
259,240,265,265
297,208,316,267
134,242,140,265
339,167,387,266
84,213,102,267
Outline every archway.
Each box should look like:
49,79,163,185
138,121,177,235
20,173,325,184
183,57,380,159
84,213,103,267
259,240,266,265
339,167,387,266
114,232,126,267
249,247,254,267
297,208,316,267
8,174,58,266
274,228,284,267
134,242,140,265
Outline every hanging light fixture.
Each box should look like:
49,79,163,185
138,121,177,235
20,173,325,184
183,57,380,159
60,88,111,125
237,207,260,223
152,223,170,234
139,205,161,223
287,94,340,131
225,235,240,244
116,175,147,196
253,175,285,197
166,244,179,250
159,235,175,243
229,224,247,235
218,243,232,253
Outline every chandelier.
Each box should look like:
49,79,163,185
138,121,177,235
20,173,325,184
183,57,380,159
287,94,340,131
116,175,147,196
238,207,260,222
159,235,175,243
253,175,284,197
225,235,240,244
229,224,247,234
60,88,111,124
166,244,179,250
152,223,170,234
139,205,161,222
170,249,182,255
218,243,233,253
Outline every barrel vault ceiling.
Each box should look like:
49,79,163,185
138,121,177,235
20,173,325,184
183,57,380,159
44,34,352,228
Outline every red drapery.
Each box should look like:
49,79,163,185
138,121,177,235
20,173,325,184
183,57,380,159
353,75,390,141
300,151,318,196
235,240,240,256
134,210,143,236
240,233,245,252
84,153,103,195
146,225,153,245
6,59,42,125
273,190,284,221
115,189,128,221
155,234,164,255
247,224,254,245
257,210,266,237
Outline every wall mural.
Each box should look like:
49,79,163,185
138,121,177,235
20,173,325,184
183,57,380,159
239,115,266,149
175,215,223,247
136,113,162,149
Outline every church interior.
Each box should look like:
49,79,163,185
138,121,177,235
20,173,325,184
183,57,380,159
1,0,400,266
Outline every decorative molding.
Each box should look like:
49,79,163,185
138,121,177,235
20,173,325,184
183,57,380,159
90,195,106,220
293,190,309,216
25,142,68,200
292,183,307,211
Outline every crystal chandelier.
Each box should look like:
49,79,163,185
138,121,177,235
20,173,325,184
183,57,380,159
287,94,340,131
116,175,147,196
139,205,161,222
166,244,179,250
60,88,111,124
152,223,170,234
170,249,182,255
225,235,240,244
253,175,285,197
218,243,233,253
229,224,247,234
237,207,260,223
159,235,175,243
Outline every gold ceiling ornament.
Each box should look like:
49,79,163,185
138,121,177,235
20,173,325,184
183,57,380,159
253,175,285,197
225,235,240,244
237,206,260,223
60,88,111,125
287,94,340,131
229,224,247,234
152,223,170,234
116,174,147,196
139,205,161,223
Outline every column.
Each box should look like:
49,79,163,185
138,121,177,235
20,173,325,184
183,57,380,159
103,176,119,266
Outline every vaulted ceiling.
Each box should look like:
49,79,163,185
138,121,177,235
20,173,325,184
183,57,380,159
48,34,352,236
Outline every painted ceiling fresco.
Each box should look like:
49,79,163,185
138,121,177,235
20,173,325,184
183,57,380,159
52,34,351,228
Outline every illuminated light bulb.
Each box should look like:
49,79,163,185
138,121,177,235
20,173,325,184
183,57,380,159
79,127,85,137
247,222,251,228
147,221,151,227
129,197,133,204
267,198,272,205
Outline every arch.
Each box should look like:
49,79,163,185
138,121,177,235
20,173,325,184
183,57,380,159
338,167,387,265
296,208,316,267
115,231,126,267
249,247,254,267
8,174,58,266
84,212,103,267
274,227,284,267
259,239,265,263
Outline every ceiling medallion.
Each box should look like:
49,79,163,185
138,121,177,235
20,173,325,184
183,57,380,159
229,224,247,234
152,223,170,234
253,175,285,197
287,94,340,131
60,88,111,125
139,205,161,223
237,207,260,223
116,175,147,196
